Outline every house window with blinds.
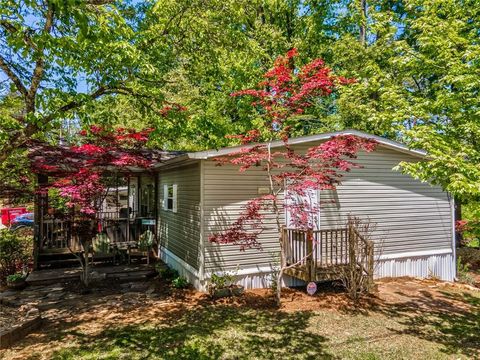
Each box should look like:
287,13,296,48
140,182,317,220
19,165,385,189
163,184,177,213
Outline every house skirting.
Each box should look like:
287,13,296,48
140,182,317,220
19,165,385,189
375,249,455,282
160,248,456,291
158,247,203,290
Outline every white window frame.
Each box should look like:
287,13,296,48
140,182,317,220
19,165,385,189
163,184,178,213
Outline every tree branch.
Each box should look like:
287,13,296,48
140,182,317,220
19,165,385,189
0,55,28,97
40,86,108,124
0,20,38,50
27,3,55,112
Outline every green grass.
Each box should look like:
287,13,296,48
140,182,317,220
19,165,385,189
44,289,480,360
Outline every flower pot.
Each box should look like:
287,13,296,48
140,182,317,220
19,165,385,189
211,287,231,299
230,285,244,296
6,278,27,290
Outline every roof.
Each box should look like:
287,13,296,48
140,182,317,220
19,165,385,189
158,129,426,167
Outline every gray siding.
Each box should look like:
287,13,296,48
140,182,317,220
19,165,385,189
159,163,201,269
202,144,453,271
319,147,453,255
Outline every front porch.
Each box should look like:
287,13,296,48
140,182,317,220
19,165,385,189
34,174,159,270
282,224,374,283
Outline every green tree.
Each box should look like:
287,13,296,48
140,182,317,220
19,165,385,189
0,0,165,162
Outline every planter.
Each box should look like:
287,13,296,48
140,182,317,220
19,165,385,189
6,279,27,290
210,285,245,298
210,287,231,299
230,285,244,296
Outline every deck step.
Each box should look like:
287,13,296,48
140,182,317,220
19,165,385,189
38,258,80,269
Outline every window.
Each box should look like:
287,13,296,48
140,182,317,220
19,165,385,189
163,184,177,213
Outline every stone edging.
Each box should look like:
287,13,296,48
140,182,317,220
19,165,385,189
0,299,42,349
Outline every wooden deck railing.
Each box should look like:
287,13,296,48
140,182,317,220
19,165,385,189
282,223,374,284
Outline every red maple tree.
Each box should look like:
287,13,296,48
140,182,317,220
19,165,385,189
209,50,376,304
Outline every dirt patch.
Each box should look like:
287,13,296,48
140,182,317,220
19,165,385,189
0,302,36,333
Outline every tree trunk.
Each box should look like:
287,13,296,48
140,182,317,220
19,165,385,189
359,0,367,45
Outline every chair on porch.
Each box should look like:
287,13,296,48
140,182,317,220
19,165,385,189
134,228,155,264
90,233,115,264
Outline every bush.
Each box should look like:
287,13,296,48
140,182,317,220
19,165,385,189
457,257,475,285
6,273,25,283
156,265,179,281
457,247,480,271
171,276,189,289
0,229,32,281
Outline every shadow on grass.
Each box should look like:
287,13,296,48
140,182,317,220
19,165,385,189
51,305,334,360
373,289,480,357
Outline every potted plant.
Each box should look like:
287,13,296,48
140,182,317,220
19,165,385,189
6,273,27,290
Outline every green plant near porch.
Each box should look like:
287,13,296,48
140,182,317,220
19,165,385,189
0,229,31,282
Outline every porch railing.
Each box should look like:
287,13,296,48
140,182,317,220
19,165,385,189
281,223,374,283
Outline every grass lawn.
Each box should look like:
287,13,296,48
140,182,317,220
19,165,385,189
1,278,479,360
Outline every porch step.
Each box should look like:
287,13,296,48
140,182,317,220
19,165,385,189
38,258,80,269
38,251,80,270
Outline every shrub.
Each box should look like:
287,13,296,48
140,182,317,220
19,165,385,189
171,276,189,289
6,273,25,283
156,265,179,281
209,272,235,290
457,256,475,285
457,247,480,271
0,229,32,281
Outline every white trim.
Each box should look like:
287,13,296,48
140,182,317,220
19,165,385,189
159,246,199,277
199,160,205,281
172,184,178,213
204,265,273,278
378,248,452,260
184,130,427,160
451,196,457,279
162,184,168,209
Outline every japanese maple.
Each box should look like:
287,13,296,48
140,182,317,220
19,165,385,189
28,125,158,286
30,125,156,216
209,50,376,305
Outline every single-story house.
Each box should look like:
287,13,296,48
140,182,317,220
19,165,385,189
156,129,456,291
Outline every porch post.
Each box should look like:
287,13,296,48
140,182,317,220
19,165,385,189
126,176,130,243
33,174,48,270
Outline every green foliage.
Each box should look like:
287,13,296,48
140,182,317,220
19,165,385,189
137,229,154,251
171,275,189,289
0,229,32,281
209,272,235,290
92,234,111,254
6,272,25,283
156,265,179,281
457,247,480,271
48,188,70,216
460,202,480,247
457,256,475,285
1,0,480,201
